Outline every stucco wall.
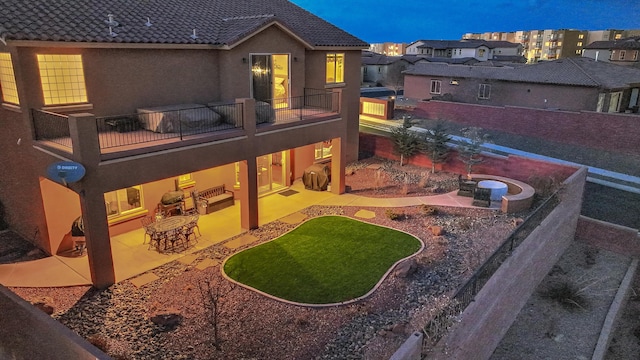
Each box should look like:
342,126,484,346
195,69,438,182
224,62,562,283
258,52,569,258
429,166,587,360
404,75,598,111
575,216,640,256
415,100,640,156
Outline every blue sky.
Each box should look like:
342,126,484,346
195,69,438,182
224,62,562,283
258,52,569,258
290,0,640,43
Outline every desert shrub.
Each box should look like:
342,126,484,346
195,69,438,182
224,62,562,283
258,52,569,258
420,204,438,216
456,218,472,231
528,174,562,199
373,169,384,191
418,172,431,188
385,209,401,220
540,279,589,311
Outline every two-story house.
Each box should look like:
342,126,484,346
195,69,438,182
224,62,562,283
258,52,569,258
583,37,640,67
406,40,522,62
0,0,367,287
403,57,640,113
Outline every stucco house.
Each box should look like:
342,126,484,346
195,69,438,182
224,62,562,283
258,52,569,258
583,37,640,68
406,40,523,62
403,57,640,113
360,51,421,87
0,0,367,287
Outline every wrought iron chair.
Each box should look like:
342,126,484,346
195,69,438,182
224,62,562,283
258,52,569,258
141,215,156,244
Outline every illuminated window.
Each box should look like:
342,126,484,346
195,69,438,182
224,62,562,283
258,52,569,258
620,50,626,60
37,54,88,105
478,84,491,99
615,34,622,40
575,49,582,55
633,51,639,61
577,42,583,47
326,53,344,84
0,53,20,105
430,80,441,94
578,34,584,39
315,140,332,160
177,173,195,188
104,186,143,218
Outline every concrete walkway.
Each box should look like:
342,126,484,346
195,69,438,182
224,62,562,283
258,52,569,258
0,184,491,288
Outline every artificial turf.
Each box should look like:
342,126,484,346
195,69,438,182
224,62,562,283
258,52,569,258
223,216,422,304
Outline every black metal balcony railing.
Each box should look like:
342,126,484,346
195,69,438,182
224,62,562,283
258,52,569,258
96,103,244,150
32,109,72,149
422,192,560,347
258,89,338,125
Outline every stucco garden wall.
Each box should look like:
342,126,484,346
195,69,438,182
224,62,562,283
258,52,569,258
414,100,640,156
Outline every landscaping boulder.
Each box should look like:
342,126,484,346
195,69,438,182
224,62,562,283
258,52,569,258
428,225,445,236
150,308,183,329
31,296,55,315
395,259,417,278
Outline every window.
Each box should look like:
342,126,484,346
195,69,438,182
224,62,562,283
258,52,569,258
0,53,20,105
177,173,195,188
104,186,144,219
430,80,441,94
478,84,491,99
577,42,583,47
325,53,344,84
633,51,639,61
615,34,622,40
620,50,626,60
36,54,88,105
575,49,582,55
578,34,584,39
314,140,332,160
478,48,486,57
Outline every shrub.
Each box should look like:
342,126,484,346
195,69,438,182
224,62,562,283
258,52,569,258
385,209,400,220
418,172,431,188
420,204,438,216
540,279,589,311
528,174,562,199
457,218,472,231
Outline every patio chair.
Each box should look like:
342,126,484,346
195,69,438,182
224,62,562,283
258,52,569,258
457,174,477,197
182,214,201,245
472,187,492,207
141,215,155,244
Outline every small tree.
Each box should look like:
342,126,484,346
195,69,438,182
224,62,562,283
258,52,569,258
421,121,451,173
381,62,406,99
457,127,491,176
390,115,420,166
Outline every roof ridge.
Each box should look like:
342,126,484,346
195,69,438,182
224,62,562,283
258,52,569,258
566,57,602,86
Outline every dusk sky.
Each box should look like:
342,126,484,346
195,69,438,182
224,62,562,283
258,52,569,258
290,0,640,43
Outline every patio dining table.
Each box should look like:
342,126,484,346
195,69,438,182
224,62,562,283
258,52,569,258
148,215,192,252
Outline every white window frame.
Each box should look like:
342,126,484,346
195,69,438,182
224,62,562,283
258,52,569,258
478,84,491,99
430,80,441,94
325,53,345,84
619,50,626,60
105,186,145,222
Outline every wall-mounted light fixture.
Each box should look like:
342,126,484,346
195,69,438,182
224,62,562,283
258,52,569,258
293,57,298,62
242,57,247,64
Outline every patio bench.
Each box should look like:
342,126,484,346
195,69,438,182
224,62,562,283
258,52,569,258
193,185,234,214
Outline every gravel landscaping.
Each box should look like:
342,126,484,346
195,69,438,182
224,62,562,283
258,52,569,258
7,160,522,359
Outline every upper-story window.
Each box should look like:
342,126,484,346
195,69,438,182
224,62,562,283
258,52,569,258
430,80,441,94
478,84,491,99
326,53,344,84
620,50,626,60
36,54,88,105
0,53,20,105
578,34,584,39
633,51,639,61
577,42,583,47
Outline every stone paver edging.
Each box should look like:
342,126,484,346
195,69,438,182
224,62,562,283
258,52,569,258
220,215,424,308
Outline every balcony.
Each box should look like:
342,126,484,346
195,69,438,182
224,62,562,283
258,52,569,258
32,89,340,159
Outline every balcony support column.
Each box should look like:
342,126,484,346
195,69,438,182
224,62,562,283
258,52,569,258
238,98,259,230
68,113,115,288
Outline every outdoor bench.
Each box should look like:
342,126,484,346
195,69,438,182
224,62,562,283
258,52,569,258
469,174,535,213
193,185,234,214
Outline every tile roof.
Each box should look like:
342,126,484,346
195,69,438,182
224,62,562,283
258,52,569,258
415,40,520,49
404,57,640,89
361,53,422,66
0,0,368,48
585,37,640,50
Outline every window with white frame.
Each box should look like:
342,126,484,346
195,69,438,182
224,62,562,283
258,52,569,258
326,53,344,84
633,51,639,61
430,80,441,94
314,140,332,160
0,53,20,105
577,42,583,47
36,54,88,105
620,50,626,60
104,186,144,218
478,84,491,99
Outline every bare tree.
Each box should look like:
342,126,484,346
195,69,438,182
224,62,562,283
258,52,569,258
198,275,237,350
457,127,491,176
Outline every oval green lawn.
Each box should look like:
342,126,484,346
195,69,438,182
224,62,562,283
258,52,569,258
223,216,422,304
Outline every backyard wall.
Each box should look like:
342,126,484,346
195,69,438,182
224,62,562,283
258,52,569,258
414,100,640,157
427,166,587,359
358,133,578,183
0,285,110,360
575,216,640,257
